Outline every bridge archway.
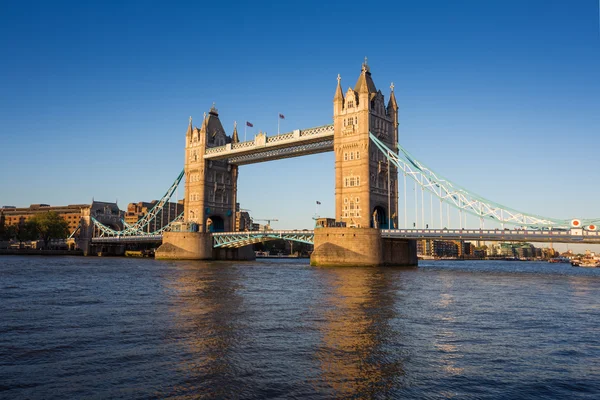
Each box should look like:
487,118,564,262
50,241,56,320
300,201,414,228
371,206,388,229
207,216,225,232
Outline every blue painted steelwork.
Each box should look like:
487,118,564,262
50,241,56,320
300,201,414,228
121,170,185,234
91,235,163,244
91,228,600,246
382,228,600,244
212,230,315,248
90,169,185,238
369,133,599,229
91,212,184,237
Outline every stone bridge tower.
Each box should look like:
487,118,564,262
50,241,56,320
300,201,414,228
184,105,238,232
333,60,399,229
312,60,415,267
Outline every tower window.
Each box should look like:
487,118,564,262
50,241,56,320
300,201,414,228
343,175,361,187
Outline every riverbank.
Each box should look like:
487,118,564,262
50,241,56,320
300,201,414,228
0,249,84,256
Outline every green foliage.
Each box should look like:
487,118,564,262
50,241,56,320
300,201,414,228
6,221,38,244
30,211,69,249
0,214,6,240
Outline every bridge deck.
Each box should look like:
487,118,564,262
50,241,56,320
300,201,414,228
382,228,600,243
90,228,600,245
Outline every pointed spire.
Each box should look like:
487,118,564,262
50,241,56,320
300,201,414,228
387,82,398,111
334,73,344,101
200,111,208,131
186,116,193,138
355,58,376,94
232,121,239,143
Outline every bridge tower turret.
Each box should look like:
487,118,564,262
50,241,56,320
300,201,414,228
183,105,237,232
333,60,398,229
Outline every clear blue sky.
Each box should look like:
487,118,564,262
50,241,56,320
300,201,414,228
1,1,599,241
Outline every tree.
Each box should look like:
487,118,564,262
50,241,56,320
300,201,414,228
30,212,69,249
0,213,6,240
6,221,37,248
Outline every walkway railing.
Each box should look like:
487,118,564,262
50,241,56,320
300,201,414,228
90,228,600,245
203,124,334,164
382,228,600,243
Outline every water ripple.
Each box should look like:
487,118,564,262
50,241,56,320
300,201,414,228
1,256,600,399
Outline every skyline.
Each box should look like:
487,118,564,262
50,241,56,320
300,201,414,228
1,1,599,239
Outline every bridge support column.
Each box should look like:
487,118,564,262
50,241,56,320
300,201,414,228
155,231,213,260
213,246,256,261
310,227,417,267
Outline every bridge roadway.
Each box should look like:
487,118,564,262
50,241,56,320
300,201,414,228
90,228,600,246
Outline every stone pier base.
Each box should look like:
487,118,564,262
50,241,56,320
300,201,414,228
156,231,256,261
155,231,213,260
310,227,417,267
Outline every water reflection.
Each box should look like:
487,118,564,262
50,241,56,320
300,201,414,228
165,261,249,398
432,275,464,376
313,267,405,397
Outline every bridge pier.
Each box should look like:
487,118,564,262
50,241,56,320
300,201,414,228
213,246,255,261
310,228,417,267
156,231,256,261
155,231,213,260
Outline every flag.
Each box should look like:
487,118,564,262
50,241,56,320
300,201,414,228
316,201,321,205
246,121,253,127
279,113,285,119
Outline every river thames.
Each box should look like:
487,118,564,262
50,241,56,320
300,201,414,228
1,256,599,399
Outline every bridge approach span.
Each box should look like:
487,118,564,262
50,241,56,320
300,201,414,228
382,228,600,244
90,228,600,246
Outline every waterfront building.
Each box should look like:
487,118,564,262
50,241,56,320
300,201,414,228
235,210,252,231
233,203,252,232
0,201,122,236
417,239,472,258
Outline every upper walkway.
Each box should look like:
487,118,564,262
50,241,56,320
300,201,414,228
203,124,334,165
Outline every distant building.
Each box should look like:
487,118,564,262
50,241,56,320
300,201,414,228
0,201,122,236
232,202,252,232
417,239,460,257
235,210,252,231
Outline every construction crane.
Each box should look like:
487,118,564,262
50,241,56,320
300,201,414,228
253,218,279,231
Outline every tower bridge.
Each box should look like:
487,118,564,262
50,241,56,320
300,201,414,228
84,60,600,265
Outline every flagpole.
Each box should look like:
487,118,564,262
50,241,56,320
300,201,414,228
277,114,280,135
245,123,247,142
